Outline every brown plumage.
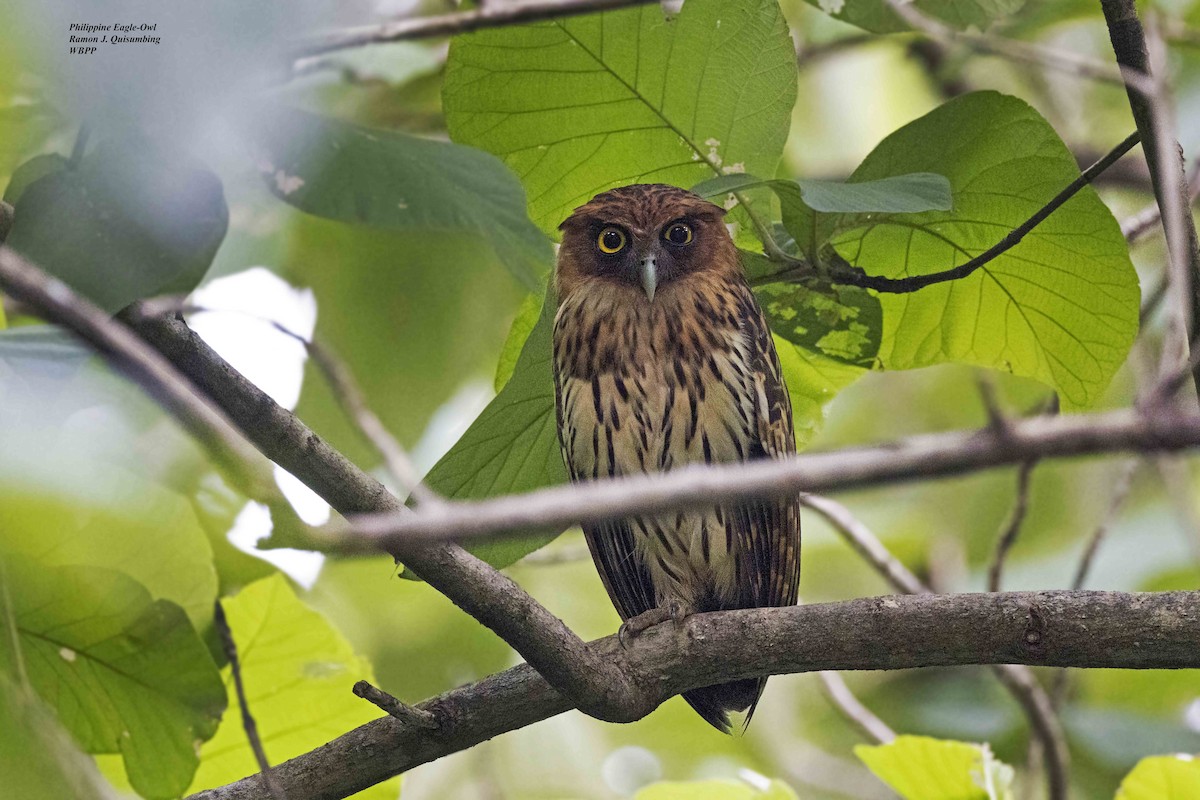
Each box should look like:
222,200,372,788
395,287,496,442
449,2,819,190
552,183,801,732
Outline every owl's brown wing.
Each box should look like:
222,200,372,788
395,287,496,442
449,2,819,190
729,281,801,610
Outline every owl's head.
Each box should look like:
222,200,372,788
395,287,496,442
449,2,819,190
555,183,736,303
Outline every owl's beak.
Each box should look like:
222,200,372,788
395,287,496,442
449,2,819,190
640,254,658,303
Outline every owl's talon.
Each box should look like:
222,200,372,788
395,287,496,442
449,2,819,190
618,607,673,649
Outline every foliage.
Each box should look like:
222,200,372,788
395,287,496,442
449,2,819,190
0,0,1195,796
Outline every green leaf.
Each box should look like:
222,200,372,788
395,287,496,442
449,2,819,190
1116,755,1200,799
2,152,68,204
421,289,566,570
692,172,953,214
253,107,551,288
833,91,1139,409
803,0,1026,34
495,291,542,391
0,674,117,800
855,735,1015,800
444,0,797,233
755,281,881,367
635,778,799,799
1,556,225,799
0,328,220,627
6,138,227,313
775,335,865,448
186,575,401,800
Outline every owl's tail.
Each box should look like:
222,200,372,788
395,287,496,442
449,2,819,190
683,677,766,734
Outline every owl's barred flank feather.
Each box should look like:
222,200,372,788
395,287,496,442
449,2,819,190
552,183,801,733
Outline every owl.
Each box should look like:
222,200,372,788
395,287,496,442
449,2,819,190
552,183,801,732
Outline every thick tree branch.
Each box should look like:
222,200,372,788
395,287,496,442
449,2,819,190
0,247,283,506
313,407,1200,551
120,306,654,723
186,590,1200,800
292,0,660,61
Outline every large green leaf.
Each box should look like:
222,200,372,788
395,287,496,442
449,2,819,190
855,735,1015,800
495,291,542,391
1,556,225,799
803,0,1026,34
6,140,228,313
1116,755,1200,799
832,91,1139,409
253,107,551,288
694,172,951,262
421,289,566,569
444,0,797,233
186,575,400,800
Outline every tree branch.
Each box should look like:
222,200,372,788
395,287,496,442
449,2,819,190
0,247,284,507
1101,0,1200,390
291,0,660,62
186,590,1200,800
120,306,655,723
312,407,1200,551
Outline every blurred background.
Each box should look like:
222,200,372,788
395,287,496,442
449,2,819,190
3,0,1200,798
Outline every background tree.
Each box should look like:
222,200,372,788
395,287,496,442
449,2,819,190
2,1,1200,799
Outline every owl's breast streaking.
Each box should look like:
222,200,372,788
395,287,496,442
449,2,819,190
553,274,763,610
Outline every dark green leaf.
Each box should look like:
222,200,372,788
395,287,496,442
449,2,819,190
253,107,551,288
2,153,67,204
6,139,228,313
420,289,566,569
754,280,882,367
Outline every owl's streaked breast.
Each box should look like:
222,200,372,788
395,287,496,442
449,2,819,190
553,274,759,609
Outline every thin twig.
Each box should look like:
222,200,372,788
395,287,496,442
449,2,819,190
1121,159,1200,242
317,408,1200,552
292,0,660,61
1101,0,1200,393
213,601,286,800
822,132,1141,292
817,671,896,744
988,460,1037,593
352,681,437,730
800,495,928,595
804,494,1068,800
0,248,286,507
883,0,1143,89
1071,461,1139,591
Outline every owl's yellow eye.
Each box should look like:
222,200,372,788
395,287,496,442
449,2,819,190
664,223,693,246
597,227,626,254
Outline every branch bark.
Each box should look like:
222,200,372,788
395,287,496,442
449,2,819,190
1101,0,1200,390
120,306,654,723
186,590,1200,800
291,0,660,61
322,407,1200,551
